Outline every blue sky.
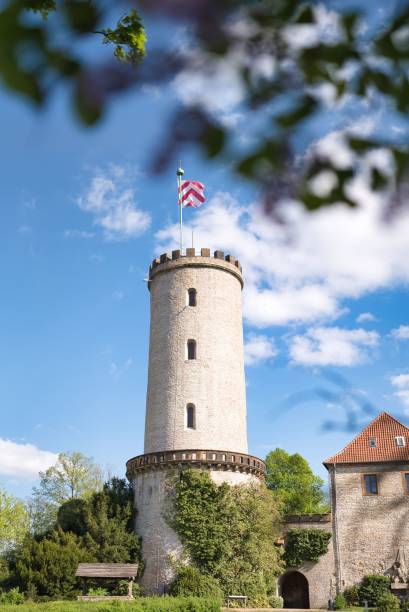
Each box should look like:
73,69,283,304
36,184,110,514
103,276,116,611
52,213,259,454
2,1,409,499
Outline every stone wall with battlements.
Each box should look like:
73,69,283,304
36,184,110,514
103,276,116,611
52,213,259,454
329,462,409,590
144,249,248,455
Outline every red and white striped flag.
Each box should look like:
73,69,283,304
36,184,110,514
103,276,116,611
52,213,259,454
179,180,205,208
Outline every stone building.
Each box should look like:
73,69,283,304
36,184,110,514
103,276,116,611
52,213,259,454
126,249,265,594
280,412,409,609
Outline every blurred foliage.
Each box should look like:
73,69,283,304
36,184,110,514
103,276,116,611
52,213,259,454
0,0,146,124
1,0,409,211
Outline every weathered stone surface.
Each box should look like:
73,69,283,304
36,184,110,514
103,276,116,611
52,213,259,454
134,467,259,594
281,516,335,609
329,462,409,589
144,258,248,454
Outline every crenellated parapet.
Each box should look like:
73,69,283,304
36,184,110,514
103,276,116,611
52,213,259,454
148,248,243,289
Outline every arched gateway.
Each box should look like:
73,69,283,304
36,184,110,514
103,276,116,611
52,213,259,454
280,571,310,609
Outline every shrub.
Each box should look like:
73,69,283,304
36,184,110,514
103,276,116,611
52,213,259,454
0,587,25,604
376,592,400,612
169,566,223,602
284,528,331,567
87,587,108,596
112,579,140,597
168,470,282,602
343,585,359,607
269,595,284,608
334,592,347,610
358,574,392,607
400,599,409,612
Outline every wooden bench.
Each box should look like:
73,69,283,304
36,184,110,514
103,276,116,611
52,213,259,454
226,594,248,607
75,563,138,599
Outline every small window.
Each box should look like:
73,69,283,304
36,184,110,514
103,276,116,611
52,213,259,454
187,339,196,360
395,436,406,447
369,437,377,448
404,473,409,493
363,474,378,495
186,403,195,429
188,288,197,307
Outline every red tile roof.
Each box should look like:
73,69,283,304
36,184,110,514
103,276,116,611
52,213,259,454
324,412,409,466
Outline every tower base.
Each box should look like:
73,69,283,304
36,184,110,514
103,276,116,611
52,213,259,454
127,450,265,594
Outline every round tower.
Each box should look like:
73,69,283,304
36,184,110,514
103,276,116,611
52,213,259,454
126,249,265,594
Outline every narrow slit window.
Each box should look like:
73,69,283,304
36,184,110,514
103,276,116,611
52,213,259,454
369,437,377,448
363,474,378,495
187,404,195,429
405,473,409,493
187,339,196,360
188,288,197,307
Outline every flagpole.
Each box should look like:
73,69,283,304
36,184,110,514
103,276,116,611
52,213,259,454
177,165,184,253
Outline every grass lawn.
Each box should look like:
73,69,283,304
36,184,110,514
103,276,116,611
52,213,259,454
0,597,219,612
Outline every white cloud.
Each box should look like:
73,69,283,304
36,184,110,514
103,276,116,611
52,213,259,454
390,372,409,411
64,229,95,239
156,184,409,328
391,325,409,340
244,335,278,365
77,166,151,240
394,390,409,408
0,439,57,478
356,312,376,323
289,327,379,366
390,373,409,389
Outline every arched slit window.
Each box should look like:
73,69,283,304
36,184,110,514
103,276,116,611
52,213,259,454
188,288,197,307
187,339,196,360
187,404,195,429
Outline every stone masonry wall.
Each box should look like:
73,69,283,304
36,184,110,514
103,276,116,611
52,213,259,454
144,255,248,455
330,463,409,589
134,467,259,595
281,516,335,609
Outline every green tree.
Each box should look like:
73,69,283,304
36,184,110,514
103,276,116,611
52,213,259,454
13,528,88,597
265,448,329,515
30,451,103,535
0,488,29,552
168,469,283,605
11,478,140,596
58,478,140,563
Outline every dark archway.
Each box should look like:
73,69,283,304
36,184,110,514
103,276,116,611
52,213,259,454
280,571,310,609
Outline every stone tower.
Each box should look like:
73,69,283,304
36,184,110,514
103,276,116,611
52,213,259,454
126,248,265,594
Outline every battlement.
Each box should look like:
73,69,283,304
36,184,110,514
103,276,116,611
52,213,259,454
148,248,243,288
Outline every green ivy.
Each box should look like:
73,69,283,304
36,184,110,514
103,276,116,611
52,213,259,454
284,528,331,567
166,469,283,604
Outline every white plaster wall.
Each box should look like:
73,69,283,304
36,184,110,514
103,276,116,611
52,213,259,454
144,257,248,454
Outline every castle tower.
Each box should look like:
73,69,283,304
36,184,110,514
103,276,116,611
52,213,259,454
126,249,265,594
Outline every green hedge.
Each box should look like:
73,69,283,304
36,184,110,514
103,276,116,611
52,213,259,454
0,596,220,612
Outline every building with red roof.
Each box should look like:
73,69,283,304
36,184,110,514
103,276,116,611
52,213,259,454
279,412,409,610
